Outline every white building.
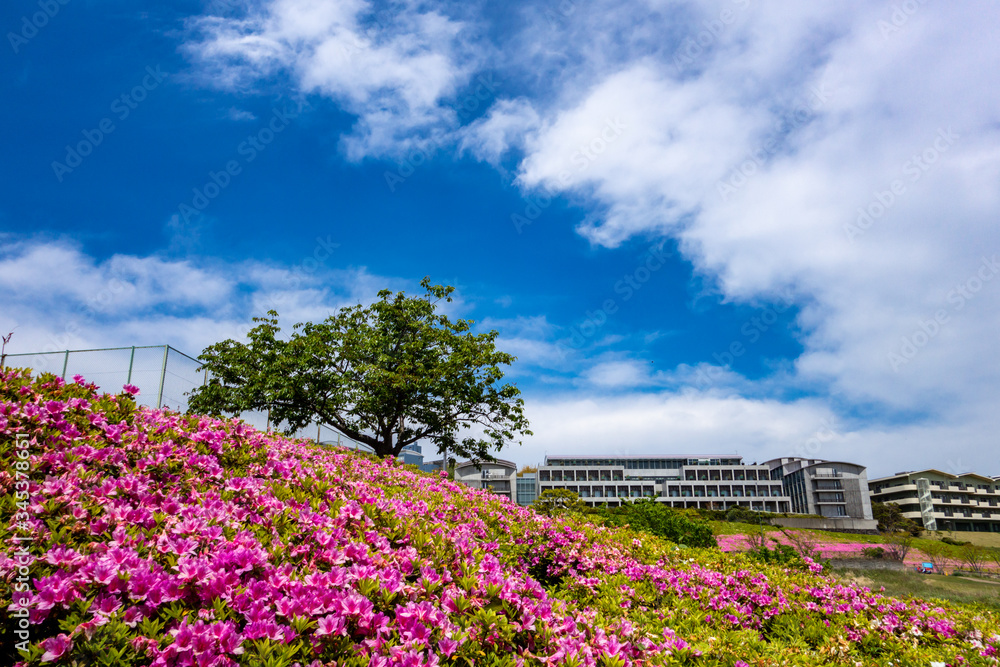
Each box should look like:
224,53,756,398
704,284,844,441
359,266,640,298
869,469,1000,532
765,457,874,521
452,459,517,502
537,455,792,512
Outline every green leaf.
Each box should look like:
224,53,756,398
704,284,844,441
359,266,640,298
186,281,531,461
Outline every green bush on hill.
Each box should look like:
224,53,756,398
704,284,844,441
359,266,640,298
589,499,716,548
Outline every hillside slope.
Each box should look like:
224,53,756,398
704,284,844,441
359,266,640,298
2,369,999,666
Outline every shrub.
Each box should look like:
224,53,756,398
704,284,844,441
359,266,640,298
3,368,999,666
960,544,989,575
725,505,772,525
747,542,803,568
531,488,587,516
862,547,886,559
881,531,914,562
591,500,716,547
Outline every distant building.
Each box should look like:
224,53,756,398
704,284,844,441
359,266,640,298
765,458,874,521
869,469,1000,532
398,443,425,467
452,459,517,502
331,440,432,468
537,455,792,512
516,473,537,506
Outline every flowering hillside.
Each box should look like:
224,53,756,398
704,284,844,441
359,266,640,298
2,369,1000,666
717,533,1000,574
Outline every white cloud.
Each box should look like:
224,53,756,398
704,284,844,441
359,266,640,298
482,3,1000,475
0,239,396,357
581,359,651,389
520,391,840,465
184,0,482,158
513,387,1000,480
519,62,772,244
478,315,573,375
226,107,257,121
161,2,1000,477
459,98,540,165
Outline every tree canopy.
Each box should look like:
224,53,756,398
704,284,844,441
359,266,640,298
872,501,923,536
188,279,531,459
531,489,588,516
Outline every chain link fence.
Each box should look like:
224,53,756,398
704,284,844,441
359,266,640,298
2,345,384,454
2,345,203,411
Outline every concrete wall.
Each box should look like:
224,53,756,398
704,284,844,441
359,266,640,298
845,470,874,520
772,516,879,534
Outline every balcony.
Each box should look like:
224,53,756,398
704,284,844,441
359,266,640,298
484,482,511,493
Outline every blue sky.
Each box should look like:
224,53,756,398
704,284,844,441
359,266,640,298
3,0,999,477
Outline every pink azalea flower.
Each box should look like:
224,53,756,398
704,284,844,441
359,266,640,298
316,614,346,637
438,638,459,657
40,634,73,662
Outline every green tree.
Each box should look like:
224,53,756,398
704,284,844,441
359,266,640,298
872,501,922,536
188,279,531,460
532,489,587,516
960,543,988,576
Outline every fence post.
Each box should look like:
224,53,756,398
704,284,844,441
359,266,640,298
156,346,169,408
317,423,321,444
127,346,136,384
61,350,70,380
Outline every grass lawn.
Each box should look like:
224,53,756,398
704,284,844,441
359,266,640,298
712,521,1000,554
712,521,1000,575
833,568,1000,610
710,520,782,535
931,530,1000,548
709,520,885,542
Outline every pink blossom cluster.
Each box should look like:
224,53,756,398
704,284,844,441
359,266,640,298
717,533,1000,572
1,370,998,666
717,533,879,557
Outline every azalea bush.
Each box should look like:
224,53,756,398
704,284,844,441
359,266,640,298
2,368,1000,666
